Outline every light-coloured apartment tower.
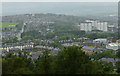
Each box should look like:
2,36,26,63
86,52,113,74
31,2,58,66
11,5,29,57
103,22,108,32
96,22,108,32
100,22,104,31
80,20,108,32
80,22,92,32
97,22,101,30
86,20,99,30
86,20,108,32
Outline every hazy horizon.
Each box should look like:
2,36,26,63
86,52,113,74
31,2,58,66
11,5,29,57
2,2,118,16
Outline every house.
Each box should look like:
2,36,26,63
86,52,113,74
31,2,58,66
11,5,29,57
99,58,115,63
82,42,94,46
59,40,73,43
51,49,60,56
82,46,95,54
94,48,107,53
22,47,33,51
29,52,43,60
99,58,120,66
62,43,79,47
9,48,21,52
107,37,116,43
2,49,8,54
116,39,120,43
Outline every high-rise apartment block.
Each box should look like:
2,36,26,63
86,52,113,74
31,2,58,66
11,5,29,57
80,20,108,32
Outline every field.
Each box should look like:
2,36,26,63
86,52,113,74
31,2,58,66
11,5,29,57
1,22,18,28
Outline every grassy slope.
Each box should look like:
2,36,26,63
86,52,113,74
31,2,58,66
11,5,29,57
1,22,18,28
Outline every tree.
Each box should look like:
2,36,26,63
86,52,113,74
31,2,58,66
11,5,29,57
116,61,120,73
90,50,116,60
102,62,114,73
53,45,103,74
3,46,112,74
33,50,52,74
5,53,14,59
2,57,33,74
116,49,120,58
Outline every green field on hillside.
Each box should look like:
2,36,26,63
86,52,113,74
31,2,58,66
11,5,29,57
0,22,18,28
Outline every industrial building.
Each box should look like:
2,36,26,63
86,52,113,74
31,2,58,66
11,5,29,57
106,43,120,51
93,38,107,44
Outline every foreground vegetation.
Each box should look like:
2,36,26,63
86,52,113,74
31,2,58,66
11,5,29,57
2,46,120,74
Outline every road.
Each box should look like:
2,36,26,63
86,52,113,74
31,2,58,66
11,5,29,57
17,23,26,40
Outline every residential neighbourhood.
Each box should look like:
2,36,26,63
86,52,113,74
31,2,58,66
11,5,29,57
1,2,120,74
1,16,120,69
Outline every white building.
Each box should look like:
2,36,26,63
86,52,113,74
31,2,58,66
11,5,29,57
93,38,107,44
86,20,97,28
103,22,108,32
80,20,108,32
80,22,92,32
95,21,108,32
108,25,115,32
106,43,120,51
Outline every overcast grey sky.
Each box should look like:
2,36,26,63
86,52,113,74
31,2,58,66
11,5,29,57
1,0,119,2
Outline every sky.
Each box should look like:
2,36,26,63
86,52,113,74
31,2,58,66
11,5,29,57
1,0,119,16
1,0,120,2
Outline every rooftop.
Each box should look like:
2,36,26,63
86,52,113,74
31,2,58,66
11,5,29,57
82,46,95,51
